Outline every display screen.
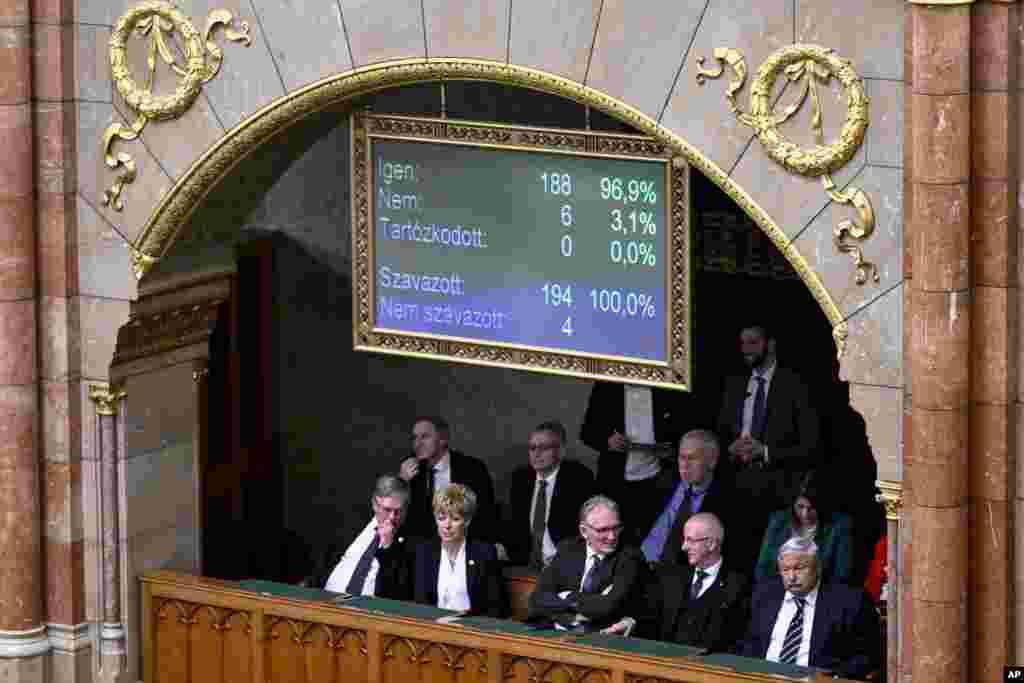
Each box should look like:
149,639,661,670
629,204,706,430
352,114,691,389
372,138,669,361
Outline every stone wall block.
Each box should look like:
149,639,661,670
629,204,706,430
909,407,968,507
911,94,970,185
912,505,967,603
912,182,970,291
970,402,1013,503
909,289,970,410
911,5,971,95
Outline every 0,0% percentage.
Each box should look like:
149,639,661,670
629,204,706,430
610,240,656,268
590,288,658,319
600,177,658,204
610,209,657,235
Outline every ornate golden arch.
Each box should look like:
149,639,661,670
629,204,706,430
132,57,848,356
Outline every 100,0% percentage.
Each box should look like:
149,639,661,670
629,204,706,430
600,177,658,204
590,288,657,319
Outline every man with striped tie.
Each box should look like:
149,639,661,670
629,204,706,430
737,537,880,680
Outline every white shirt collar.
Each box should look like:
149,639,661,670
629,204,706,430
536,464,560,485
433,451,451,473
695,557,722,580
785,582,819,607
585,543,605,563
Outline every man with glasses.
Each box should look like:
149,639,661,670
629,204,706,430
605,513,749,651
308,475,414,599
528,495,647,632
504,421,595,568
641,430,735,566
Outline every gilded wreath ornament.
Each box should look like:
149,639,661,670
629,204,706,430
101,1,252,213
696,44,879,285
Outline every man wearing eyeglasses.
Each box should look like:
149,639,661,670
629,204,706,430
527,495,647,632
504,421,595,568
606,513,749,651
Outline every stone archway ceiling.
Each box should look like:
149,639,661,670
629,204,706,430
120,56,850,359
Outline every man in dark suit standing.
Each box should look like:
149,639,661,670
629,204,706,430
504,421,595,568
737,537,880,680
640,430,734,566
580,381,700,541
308,475,414,599
528,496,647,632
716,325,820,568
399,416,497,543
606,513,748,651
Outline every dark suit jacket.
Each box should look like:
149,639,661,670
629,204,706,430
402,450,498,543
307,525,413,600
581,382,700,495
717,367,820,472
649,471,737,567
504,459,595,565
637,562,749,652
413,539,507,618
737,579,881,680
528,537,647,631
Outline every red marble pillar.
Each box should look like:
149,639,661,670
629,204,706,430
908,3,972,682
968,2,1018,681
0,0,46,664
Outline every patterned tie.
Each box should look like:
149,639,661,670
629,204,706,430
345,534,380,595
581,555,604,594
778,596,806,664
751,375,767,439
530,480,548,569
690,569,707,600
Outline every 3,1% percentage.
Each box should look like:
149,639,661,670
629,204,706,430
600,177,658,204
610,240,657,268
589,289,658,319
610,209,656,235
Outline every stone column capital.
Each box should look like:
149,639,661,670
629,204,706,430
876,479,904,520
88,383,126,416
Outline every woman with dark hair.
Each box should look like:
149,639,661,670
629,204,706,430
413,483,507,617
753,471,855,583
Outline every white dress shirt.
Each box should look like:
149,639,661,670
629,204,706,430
624,385,661,481
691,558,722,600
436,541,471,612
741,360,776,437
766,584,819,667
530,466,560,564
433,452,452,492
324,519,381,595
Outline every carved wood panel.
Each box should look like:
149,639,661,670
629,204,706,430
380,635,488,683
503,655,611,683
263,615,368,683
153,599,252,683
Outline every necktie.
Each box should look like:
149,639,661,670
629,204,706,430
778,596,807,664
425,466,436,514
530,480,548,569
345,534,380,594
581,555,604,594
751,375,767,439
690,569,707,600
662,486,693,565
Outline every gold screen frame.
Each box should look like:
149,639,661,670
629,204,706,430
351,112,691,390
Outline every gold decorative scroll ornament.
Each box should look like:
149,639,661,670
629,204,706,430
696,44,879,285
102,1,252,212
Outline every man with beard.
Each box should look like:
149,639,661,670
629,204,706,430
715,325,820,570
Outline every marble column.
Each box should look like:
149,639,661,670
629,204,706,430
88,385,127,678
908,2,972,682
968,2,1018,681
0,0,48,674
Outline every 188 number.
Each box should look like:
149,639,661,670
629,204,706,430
541,172,572,196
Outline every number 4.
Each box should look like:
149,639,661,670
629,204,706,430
561,316,573,336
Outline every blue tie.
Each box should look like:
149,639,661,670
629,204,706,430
642,483,690,561
779,596,806,664
581,555,604,594
751,375,767,439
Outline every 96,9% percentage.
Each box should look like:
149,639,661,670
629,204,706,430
610,240,656,267
600,177,658,204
